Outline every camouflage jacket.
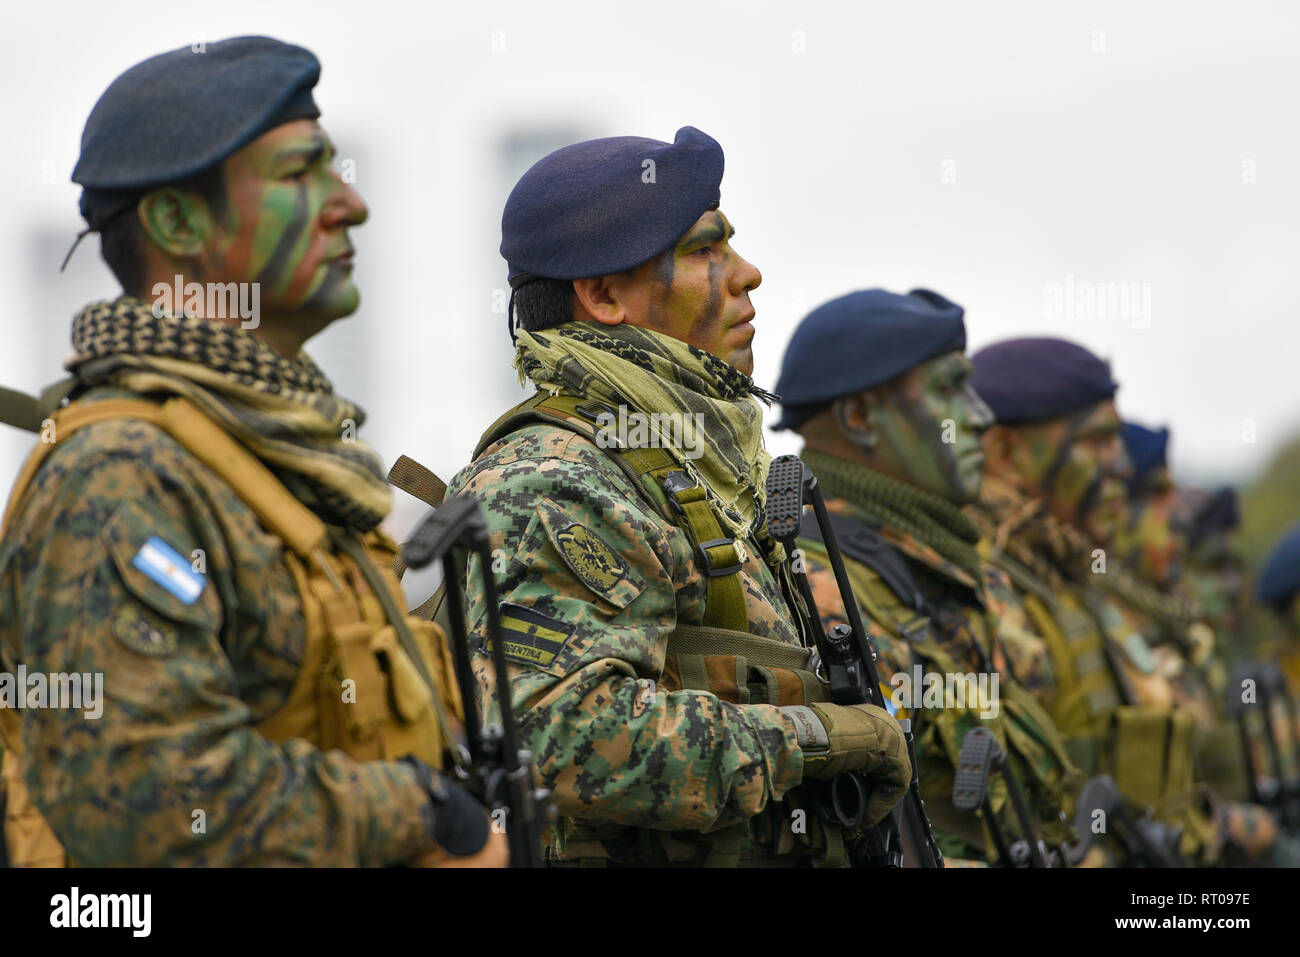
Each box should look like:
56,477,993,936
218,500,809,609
448,420,808,864
798,494,1080,862
0,387,434,866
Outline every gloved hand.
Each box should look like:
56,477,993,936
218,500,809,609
781,702,911,826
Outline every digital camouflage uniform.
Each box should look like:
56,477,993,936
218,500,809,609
971,474,1221,864
800,491,1085,864
449,415,825,865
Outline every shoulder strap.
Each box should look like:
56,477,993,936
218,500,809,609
799,510,930,616
471,392,749,632
0,379,80,435
2,396,327,558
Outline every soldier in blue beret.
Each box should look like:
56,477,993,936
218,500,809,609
0,37,505,868
773,289,1099,865
443,131,912,867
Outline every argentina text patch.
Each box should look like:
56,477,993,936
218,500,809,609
497,603,576,669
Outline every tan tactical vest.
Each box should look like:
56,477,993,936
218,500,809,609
472,393,840,866
0,396,463,867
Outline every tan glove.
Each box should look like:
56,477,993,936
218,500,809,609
782,702,911,826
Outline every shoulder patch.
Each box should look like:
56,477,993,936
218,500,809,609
553,523,628,597
497,603,576,669
132,536,206,605
112,605,180,657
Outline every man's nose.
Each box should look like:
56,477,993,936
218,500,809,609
730,249,761,295
322,176,368,229
965,384,996,432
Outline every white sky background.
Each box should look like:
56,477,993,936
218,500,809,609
1,0,1297,539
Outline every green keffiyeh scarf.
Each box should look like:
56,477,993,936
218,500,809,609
66,296,392,532
801,449,985,585
514,322,774,539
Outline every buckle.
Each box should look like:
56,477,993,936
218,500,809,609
660,472,695,514
697,538,743,577
575,401,618,424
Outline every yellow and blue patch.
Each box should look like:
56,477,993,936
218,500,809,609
497,603,575,669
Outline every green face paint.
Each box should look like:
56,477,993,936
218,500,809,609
208,119,368,330
1116,473,1183,586
629,209,762,374
858,351,993,504
1004,401,1131,545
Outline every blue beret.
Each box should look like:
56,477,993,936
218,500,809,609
501,126,724,285
772,288,967,431
969,337,1118,425
1186,485,1240,549
1121,421,1170,488
1258,522,1300,612
74,36,321,227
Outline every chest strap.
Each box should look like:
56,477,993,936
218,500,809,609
3,396,453,742
473,392,749,632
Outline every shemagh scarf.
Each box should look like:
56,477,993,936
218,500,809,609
66,296,391,532
513,321,774,539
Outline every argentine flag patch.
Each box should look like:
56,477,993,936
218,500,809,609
132,536,205,605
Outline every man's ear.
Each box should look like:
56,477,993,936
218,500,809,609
137,187,213,259
572,275,627,326
833,390,880,449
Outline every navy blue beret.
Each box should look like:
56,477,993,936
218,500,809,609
74,36,321,226
500,126,724,285
1121,421,1169,488
1186,485,1240,549
1258,522,1300,612
772,288,967,431
969,337,1118,425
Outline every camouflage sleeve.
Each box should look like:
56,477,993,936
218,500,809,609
453,426,803,832
0,435,435,866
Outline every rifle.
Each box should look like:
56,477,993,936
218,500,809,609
1226,660,1285,814
1256,662,1300,830
1072,774,1185,867
765,454,943,868
402,493,554,867
952,726,1056,866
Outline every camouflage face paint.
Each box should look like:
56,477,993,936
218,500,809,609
860,351,993,504
205,119,368,336
1117,474,1183,586
628,209,761,374
1003,401,1131,545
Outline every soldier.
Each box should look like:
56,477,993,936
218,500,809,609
773,289,1088,866
968,338,1219,864
445,128,911,866
1111,422,1288,864
0,37,504,867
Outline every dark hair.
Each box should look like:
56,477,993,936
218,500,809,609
513,277,576,333
98,164,229,296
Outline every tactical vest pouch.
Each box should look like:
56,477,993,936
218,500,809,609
2,748,63,867
661,624,825,707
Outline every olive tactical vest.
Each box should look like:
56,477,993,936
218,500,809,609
0,396,463,867
796,524,1082,863
471,393,840,866
988,551,1216,861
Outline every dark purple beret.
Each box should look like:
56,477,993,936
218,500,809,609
1121,421,1170,489
772,288,967,431
500,126,724,286
969,337,1118,425
74,36,321,227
